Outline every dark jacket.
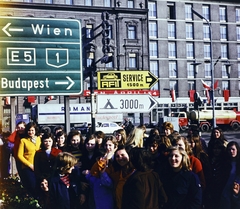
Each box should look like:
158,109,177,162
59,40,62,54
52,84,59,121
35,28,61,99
47,167,84,209
162,169,202,209
121,170,167,209
34,148,62,180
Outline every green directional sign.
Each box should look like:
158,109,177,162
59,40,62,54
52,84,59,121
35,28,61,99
0,16,82,96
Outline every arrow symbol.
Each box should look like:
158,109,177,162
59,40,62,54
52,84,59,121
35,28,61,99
146,72,159,88
148,96,158,110
55,76,75,90
2,23,24,37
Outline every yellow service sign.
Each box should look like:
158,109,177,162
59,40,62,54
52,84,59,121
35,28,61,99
97,71,158,90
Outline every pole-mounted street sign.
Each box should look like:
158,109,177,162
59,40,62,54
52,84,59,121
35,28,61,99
0,16,82,96
97,71,158,90
96,94,158,113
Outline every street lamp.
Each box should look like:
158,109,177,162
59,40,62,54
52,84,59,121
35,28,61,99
192,8,216,128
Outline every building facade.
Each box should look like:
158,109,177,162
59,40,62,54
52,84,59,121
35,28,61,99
149,0,240,124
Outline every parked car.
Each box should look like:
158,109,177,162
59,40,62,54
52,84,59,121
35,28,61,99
71,122,90,135
96,122,122,134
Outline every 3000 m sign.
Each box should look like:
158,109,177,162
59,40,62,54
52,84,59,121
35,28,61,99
120,99,144,109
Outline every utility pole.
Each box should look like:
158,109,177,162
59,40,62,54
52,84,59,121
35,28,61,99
192,8,216,128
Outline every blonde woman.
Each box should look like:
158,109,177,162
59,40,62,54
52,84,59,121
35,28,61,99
161,146,202,209
125,127,145,148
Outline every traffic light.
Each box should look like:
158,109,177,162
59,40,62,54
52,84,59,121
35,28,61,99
193,92,202,110
101,11,111,57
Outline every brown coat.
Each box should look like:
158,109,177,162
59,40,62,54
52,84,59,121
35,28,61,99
121,170,167,209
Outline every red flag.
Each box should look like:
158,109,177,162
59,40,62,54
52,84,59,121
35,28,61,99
5,97,10,105
27,96,35,103
170,90,176,102
201,79,211,90
189,90,195,102
214,80,219,90
223,90,229,102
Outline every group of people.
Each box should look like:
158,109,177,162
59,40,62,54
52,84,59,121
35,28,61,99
1,120,240,209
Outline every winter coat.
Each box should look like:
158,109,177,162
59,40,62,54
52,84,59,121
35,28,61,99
121,170,167,209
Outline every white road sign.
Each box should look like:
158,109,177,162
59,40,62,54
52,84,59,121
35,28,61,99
96,94,158,113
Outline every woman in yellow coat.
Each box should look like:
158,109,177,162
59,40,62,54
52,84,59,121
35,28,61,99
17,122,41,198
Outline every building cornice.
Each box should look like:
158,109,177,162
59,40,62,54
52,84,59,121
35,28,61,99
0,2,148,15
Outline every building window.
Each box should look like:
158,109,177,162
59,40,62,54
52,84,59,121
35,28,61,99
222,64,228,78
221,44,228,59
168,42,176,58
185,4,192,20
128,0,134,8
203,24,210,40
106,60,113,68
149,21,157,37
186,23,193,39
104,0,111,7
86,24,93,39
169,61,177,77
65,0,72,4
150,61,159,90
204,44,211,59
128,25,136,39
220,25,227,40
188,81,195,90
170,81,177,93
167,2,176,20
168,22,175,39
237,26,240,41
187,62,194,78
129,53,137,68
45,0,52,3
204,63,211,78
150,61,159,77
186,43,194,58
85,0,92,6
150,41,158,57
219,6,227,22
222,81,229,90
238,45,240,59
237,8,240,22
202,5,210,21
148,2,157,18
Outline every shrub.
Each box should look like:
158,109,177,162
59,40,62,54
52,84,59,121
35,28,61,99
0,176,41,209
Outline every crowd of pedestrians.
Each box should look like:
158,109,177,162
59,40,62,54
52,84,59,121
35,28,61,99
1,120,240,209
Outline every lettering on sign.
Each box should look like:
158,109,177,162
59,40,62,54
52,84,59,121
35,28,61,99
1,78,49,91
97,71,158,90
0,17,82,96
7,48,36,66
31,24,73,36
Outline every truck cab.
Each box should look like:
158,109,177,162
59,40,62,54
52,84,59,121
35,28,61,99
170,112,189,131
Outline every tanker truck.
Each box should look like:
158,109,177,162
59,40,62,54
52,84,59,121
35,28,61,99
172,110,240,132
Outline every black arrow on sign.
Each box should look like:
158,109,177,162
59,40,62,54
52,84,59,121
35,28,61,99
146,72,158,88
